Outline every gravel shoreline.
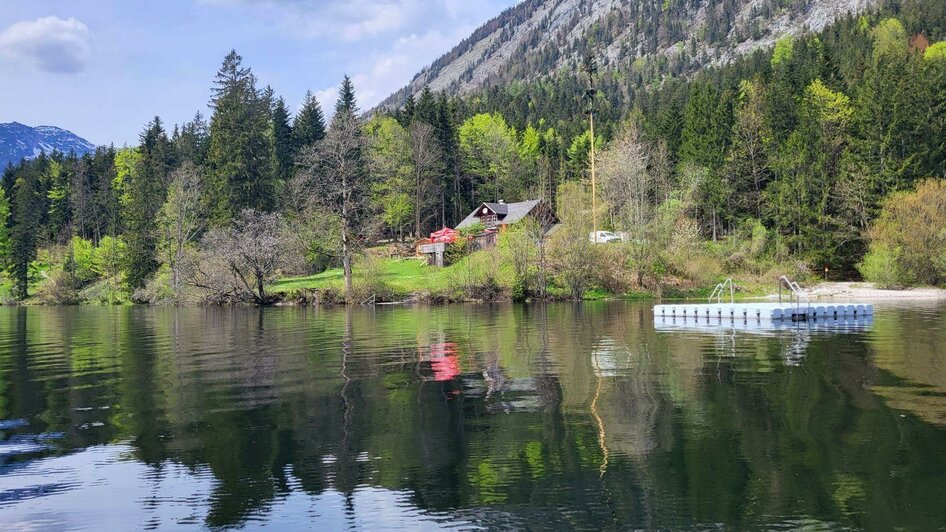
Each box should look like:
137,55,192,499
765,282,946,301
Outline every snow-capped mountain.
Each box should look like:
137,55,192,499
0,122,97,169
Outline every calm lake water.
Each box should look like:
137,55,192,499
0,302,944,530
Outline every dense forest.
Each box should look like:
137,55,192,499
1,0,945,304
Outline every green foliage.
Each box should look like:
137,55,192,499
459,222,485,237
871,18,908,60
865,180,946,286
443,239,471,266
124,117,173,291
458,113,518,201
858,243,906,288
207,50,275,223
271,97,294,181
499,221,538,299
92,236,127,281
0,186,10,269
292,90,326,150
565,129,603,181
365,116,414,237
925,41,946,60
71,237,96,283
771,36,794,67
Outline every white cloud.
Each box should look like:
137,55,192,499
313,86,338,114
0,16,91,74
202,0,504,42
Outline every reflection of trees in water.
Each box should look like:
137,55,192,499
2,304,946,529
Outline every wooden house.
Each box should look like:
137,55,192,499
456,200,557,234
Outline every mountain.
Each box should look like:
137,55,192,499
0,122,97,169
378,0,881,109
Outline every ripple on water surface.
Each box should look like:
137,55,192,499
0,302,944,530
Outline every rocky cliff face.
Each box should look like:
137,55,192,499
0,122,96,169
379,0,880,109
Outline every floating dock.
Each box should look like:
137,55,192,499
654,313,873,332
653,302,873,322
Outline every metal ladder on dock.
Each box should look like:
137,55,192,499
708,278,735,304
778,276,810,320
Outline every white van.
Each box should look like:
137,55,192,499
589,231,623,244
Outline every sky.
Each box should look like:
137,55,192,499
0,0,518,146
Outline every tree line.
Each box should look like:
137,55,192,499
1,3,945,304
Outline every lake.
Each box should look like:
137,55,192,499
1,302,944,530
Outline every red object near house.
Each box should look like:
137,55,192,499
430,227,460,244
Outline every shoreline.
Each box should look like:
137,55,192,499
761,282,946,302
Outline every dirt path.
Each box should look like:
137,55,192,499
765,282,946,301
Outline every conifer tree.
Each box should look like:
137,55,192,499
292,91,326,152
399,93,417,127
207,50,275,223
271,97,293,180
336,75,358,115
9,158,45,299
415,87,437,125
435,92,462,223
124,117,172,291
174,112,209,167
0,184,9,270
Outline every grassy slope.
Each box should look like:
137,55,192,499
272,258,442,296
269,251,775,301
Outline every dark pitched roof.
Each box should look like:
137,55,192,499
456,200,542,229
482,202,508,216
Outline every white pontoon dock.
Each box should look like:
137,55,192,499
653,277,874,323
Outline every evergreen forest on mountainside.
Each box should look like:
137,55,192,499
2,0,946,305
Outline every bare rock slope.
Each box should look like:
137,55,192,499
379,0,880,109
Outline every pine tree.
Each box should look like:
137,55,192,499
336,75,358,115
9,158,45,299
124,117,172,291
292,91,326,152
271,97,293,180
399,93,417,127
435,93,462,223
174,112,209,167
207,50,275,223
415,87,437,125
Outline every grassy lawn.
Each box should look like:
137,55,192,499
270,250,518,299
269,252,781,302
271,257,451,296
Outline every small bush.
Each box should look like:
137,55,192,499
866,179,946,286
37,269,80,305
353,254,396,302
858,244,907,289
134,266,177,305
315,287,345,305
443,239,470,266
596,244,633,294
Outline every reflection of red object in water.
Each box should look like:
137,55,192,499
428,342,461,381
431,356,461,382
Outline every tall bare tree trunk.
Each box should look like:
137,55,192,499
342,225,353,302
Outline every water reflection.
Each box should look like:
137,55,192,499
0,302,944,530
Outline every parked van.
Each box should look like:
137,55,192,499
589,231,623,244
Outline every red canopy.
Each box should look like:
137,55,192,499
430,227,459,244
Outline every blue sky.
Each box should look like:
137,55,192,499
0,0,517,146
